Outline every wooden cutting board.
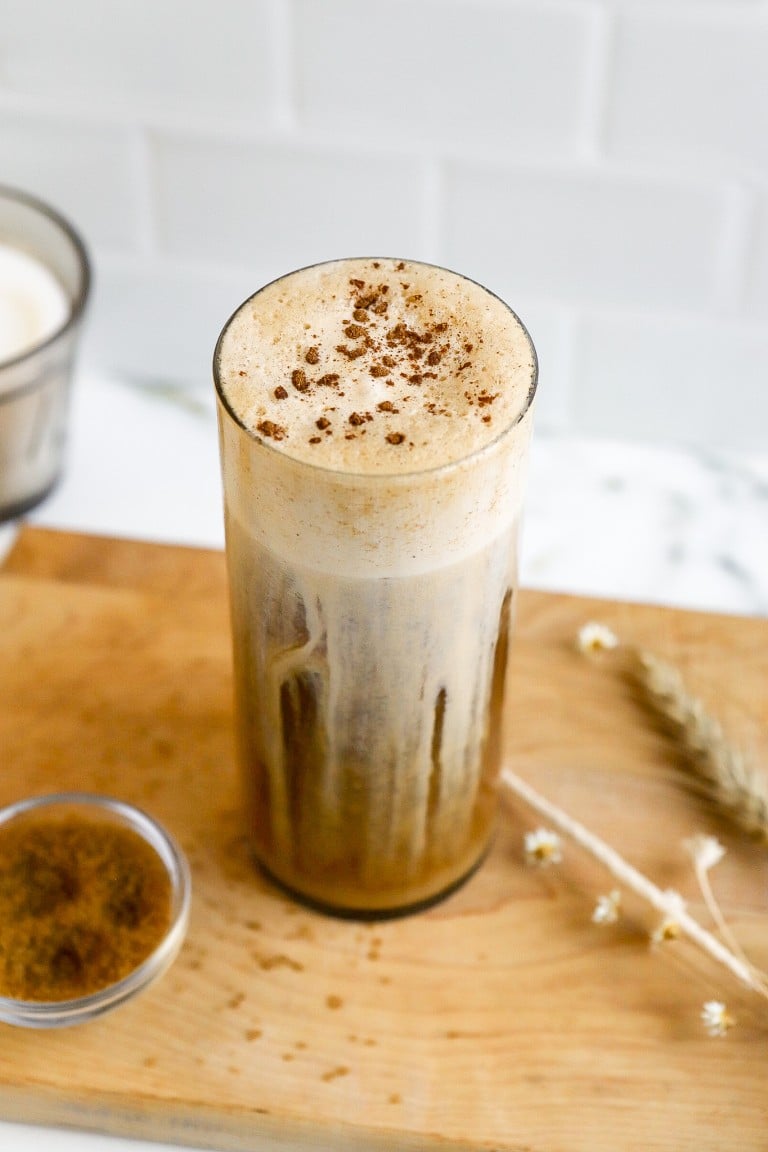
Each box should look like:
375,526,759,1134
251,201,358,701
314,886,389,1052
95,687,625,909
0,526,766,1152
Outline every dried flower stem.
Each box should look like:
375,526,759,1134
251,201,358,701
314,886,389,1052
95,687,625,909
630,649,768,844
692,857,752,974
501,766,768,1000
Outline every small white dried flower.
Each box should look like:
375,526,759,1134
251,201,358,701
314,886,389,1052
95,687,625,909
524,827,563,868
592,889,622,924
650,890,687,944
684,834,726,873
651,917,682,944
664,889,687,914
576,621,620,655
701,999,735,1037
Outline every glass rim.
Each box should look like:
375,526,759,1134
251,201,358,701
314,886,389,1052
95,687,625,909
0,791,191,1029
0,183,91,372
213,256,538,483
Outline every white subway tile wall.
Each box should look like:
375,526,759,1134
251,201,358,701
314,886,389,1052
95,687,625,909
151,134,426,270
608,8,768,177
293,0,597,157
443,163,726,311
0,110,140,250
0,0,277,122
1,0,766,449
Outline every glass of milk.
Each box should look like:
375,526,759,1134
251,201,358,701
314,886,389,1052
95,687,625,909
0,185,90,521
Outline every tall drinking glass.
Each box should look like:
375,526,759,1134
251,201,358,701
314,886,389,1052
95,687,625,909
214,258,537,916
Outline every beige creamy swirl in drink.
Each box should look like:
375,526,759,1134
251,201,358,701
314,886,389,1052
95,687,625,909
215,258,537,914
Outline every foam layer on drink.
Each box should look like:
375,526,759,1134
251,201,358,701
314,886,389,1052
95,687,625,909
215,258,535,475
0,242,69,367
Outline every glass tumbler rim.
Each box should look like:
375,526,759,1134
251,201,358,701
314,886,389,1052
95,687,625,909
212,255,538,484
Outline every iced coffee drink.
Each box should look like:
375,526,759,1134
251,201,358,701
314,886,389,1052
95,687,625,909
214,258,537,915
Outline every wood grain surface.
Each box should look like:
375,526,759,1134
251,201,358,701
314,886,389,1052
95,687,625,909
0,527,766,1152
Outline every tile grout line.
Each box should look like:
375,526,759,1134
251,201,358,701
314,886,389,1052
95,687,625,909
420,156,444,266
578,0,617,166
269,0,298,135
712,181,757,318
130,124,155,258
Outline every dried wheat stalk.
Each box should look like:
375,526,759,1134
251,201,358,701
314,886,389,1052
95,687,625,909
629,648,768,845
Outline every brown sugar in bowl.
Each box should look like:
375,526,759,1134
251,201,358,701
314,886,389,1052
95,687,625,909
0,792,190,1028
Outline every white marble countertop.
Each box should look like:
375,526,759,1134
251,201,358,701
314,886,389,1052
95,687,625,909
1,372,767,1152
3,372,767,617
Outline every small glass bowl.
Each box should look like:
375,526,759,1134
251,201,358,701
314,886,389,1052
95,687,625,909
0,792,191,1028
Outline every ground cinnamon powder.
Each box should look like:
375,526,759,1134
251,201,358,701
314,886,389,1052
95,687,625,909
0,815,172,1002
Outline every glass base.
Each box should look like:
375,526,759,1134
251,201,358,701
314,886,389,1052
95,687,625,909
254,845,490,922
0,474,60,524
